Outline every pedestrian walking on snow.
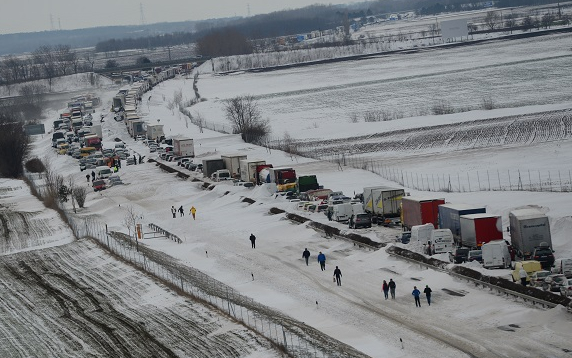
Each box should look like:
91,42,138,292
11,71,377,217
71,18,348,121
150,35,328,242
171,206,176,218
302,248,311,265
190,206,196,220
86,174,90,182
423,285,432,306
91,170,95,181
333,266,342,286
249,233,256,248
178,205,184,217
412,286,421,307
382,280,389,300
388,279,396,299
317,252,326,271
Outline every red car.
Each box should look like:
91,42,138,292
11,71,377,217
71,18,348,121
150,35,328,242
92,179,106,192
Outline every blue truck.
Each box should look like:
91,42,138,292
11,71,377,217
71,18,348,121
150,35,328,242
438,203,486,244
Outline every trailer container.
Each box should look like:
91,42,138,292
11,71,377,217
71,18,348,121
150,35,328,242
222,154,247,178
297,175,319,193
509,208,552,258
438,203,486,242
202,158,225,178
239,159,266,183
459,213,503,248
172,137,194,157
401,197,445,230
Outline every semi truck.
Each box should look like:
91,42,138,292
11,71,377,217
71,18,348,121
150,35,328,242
91,124,102,139
172,137,194,157
438,203,486,243
297,175,319,193
268,167,297,192
239,159,267,183
83,134,101,150
222,154,247,178
202,158,225,179
363,186,405,225
509,208,552,259
146,124,164,140
401,197,445,230
459,214,503,248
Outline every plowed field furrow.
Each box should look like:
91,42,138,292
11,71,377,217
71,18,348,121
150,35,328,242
290,109,572,159
0,241,278,358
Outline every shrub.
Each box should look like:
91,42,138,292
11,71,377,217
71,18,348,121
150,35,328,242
25,158,45,173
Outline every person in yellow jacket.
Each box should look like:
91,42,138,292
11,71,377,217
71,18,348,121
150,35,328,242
190,206,197,220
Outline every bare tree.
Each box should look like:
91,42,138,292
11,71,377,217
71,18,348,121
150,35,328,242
123,205,143,242
33,45,58,91
484,11,500,31
72,186,87,208
541,13,555,28
521,16,534,32
54,44,73,76
224,95,269,143
83,51,96,72
504,15,517,34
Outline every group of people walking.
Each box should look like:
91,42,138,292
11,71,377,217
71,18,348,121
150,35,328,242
171,205,196,219
381,280,432,306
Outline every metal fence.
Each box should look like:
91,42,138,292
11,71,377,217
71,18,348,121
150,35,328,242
65,215,366,357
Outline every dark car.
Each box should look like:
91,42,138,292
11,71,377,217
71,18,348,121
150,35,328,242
449,248,470,264
468,250,483,263
349,213,372,229
92,179,106,192
396,231,411,244
532,245,555,270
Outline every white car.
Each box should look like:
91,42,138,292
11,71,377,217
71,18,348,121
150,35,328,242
560,278,572,297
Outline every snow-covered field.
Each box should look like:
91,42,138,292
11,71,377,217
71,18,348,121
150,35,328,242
1,23,572,358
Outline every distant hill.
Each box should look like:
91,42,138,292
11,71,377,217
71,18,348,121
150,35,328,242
0,21,208,56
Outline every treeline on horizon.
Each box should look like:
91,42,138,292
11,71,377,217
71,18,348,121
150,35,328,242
94,0,563,55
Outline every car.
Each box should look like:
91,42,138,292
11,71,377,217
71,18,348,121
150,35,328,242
349,213,372,229
396,231,411,244
126,157,136,166
511,260,542,283
529,270,551,288
449,248,470,264
107,176,124,187
560,278,572,297
468,250,483,263
542,274,567,292
178,157,192,166
185,162,197,171
532,244,555,270
135,135,145,141
92,179,106,191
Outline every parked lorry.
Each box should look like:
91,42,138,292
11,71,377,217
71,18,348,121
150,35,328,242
84,134,101,150
146,124,164,140
239,159,266,183
172,137,194,157
91,124,102,139
401,197,445,230
459,214,503,248
363,186,404,225
202,158,225,178
509,208,552,259
481,240,512,269
297,175,319,193
222,154,247,178
268,167,297,192
438,203,486,243
128,120,145,138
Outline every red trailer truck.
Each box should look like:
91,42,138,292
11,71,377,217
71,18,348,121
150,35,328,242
401,197,445,230
459,213,503,248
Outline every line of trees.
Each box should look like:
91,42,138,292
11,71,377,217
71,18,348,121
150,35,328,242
0,112,29,178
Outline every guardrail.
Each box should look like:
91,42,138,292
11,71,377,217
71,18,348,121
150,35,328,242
148,223,182,243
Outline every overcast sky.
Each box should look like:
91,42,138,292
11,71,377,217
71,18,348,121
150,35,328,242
0,0,345,35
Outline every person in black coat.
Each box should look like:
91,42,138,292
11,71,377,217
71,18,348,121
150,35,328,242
333,266,342,286
424,285,432,306
388,279,396,299
302,248,310,265
249,234,256,248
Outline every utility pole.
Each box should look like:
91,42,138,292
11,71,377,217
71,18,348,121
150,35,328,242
140,3,146,26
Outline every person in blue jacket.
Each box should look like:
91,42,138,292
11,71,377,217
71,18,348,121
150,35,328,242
317,252,326,271
412,286,421,307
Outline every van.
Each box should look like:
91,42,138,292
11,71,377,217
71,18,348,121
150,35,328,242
552,258,572,278
332,203,353,222
482,240,512,269
95,166,113,179
511,260,542,283
211,169,231,182
431,229,454,254
411,224,434,243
